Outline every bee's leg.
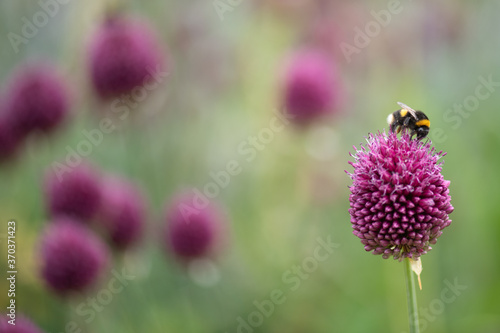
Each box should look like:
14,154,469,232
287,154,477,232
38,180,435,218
389,122,397,133
396,126,402,134
403,117,411,127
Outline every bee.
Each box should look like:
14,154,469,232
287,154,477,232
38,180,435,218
387,102,430,140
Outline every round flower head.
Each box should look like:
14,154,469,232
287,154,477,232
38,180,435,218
282,49,342,125
39,218,108,295
164,193,224,261
44,163,102,221
97,176,146,250
4,63,70,136
0,314,43,333
88,16,164,99
347,132,453,260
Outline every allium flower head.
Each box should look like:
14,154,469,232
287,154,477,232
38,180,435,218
347,132,453,260
88,16,164,99
282,49,342,125
4,63,70,136
44,163,102,221
0,315,43,333
39,218,108,295
164,193,225,261
97,176,146,249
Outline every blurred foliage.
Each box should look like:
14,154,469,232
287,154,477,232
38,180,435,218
1,0,500,332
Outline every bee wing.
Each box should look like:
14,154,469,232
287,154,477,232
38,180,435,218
397,102,418,119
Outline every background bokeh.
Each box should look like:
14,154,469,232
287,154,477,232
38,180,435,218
1,0,500,332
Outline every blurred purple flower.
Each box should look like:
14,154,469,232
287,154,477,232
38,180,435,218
347,132,454,260
97,176,146,250
44,163,102,222
282,49,342,125
164,193,225,261
88,16,165,99
3,63,70,136
0,315,43,333
39,218,108,295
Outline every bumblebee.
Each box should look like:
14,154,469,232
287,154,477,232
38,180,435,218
387,102,430,140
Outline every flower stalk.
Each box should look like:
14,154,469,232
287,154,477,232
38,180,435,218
404,257,420,333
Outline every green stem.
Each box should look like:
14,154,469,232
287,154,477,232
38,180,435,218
404,258,420,333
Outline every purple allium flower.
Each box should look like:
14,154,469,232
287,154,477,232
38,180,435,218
164,193,225,261
39,218,108,295
0,315,43,333
88,16,164,99
97,176,146,249
282,49,342,125
3,63,70,136
347,132,454,260
44,163,102,222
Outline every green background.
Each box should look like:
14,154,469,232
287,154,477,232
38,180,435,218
1,0,499,332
